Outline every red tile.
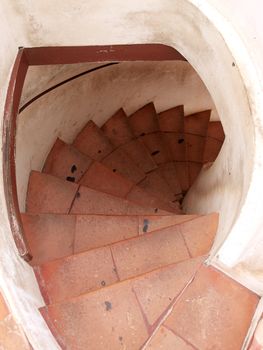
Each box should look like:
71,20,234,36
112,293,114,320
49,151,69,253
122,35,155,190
165,265,259,350
0,293,9,321
154,162,182,196
74,215,139,253
174,162,190,192
180,213,219,257
162,132,186,162
111,224,190,280
101,108,134,147
0,315,31,350
138,170,175,204
70,186,170,216
129,103,159,136
139,133,171,164
41,282,149,349
42,138,92,182
203,137,223,163
73,120,113,160
185,110,211,136
102,148,146,183
158,106,184,133
146,326,195,349
138,215,199,234
121,139,157,173
37,246,118,303
185,134,206,163
126,186,177,214
132,257,204,326
207,121,225,141
26,171,78,214
22,213,75,265
79,161,133,198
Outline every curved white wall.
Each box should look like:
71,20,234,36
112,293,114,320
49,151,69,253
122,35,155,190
1,0,263,348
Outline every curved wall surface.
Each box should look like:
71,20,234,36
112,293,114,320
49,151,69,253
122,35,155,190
0,0,263,348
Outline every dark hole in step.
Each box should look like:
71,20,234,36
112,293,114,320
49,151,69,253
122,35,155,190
140,132,146,136
143,219,149,233
178,138,184,144
105,301,112,311
71,165,77,173
119,336,123,342
154,208,158,213
98,150,102,154
101,280,106,287
113,169,117,173
76,191,81,198
151,150,160,156
66,176,75,182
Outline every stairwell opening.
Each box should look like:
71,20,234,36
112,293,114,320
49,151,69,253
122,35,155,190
2,2,261,347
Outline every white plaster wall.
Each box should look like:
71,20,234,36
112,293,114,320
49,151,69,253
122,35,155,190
17,60,219,211
0,0,263,348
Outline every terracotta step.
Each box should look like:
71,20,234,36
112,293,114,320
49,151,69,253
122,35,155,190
138,132,172,164
203,122,225,163
173,162,190,192
185,133,206,163
70,186,172,216
128,103,160,137
126,186,180,214
162,132,186,161
101,108,134,147
120,139,157,173
102,109,157,173
22,213,197,265
158,105,184,133
79,161,134,198
36,215,214,303
80,162,178,213
138,170,178,204
42,138,92,182
73,120,114,160
21,213,76,265
39,257,203,349
164,265,259,350
206,121,225,141
38,252,203,306
153,162,182,197
184,110,211,136
146,326,194,349
203,138,223,163
26,171,79,214
102,148,146,183
111,213,218,280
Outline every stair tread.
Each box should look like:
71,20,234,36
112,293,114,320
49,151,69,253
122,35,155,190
26,171,172,216
138,170,177,204
102,147,146,183
158,105,184,133
70,185,172,216
36,215,214,302
39,257,204,350
184,110,211,136
102,109,157,173
26,171,79,214
42,138,92,182
138,132,171,164
101,108,134,147
73,120,114,160
207,121,225,141
153,162,182,196
203,137,223,163
22,213,198,264
128,102,159,136
79,160,134,198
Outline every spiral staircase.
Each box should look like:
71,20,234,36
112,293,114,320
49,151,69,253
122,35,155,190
20,103,258,349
